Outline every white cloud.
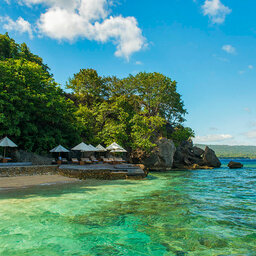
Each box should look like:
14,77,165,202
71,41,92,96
248,65,253,69
135,61,143,65
193,134,233,143
1,16,33,38
202,0,231,24
244,130,256,139
5,0,145,60
222,44,236,54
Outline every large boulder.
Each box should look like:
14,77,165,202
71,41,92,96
203,146,221,168
11,150,52,165
173,141,205,168
173,142,221,169
143,138,176,171
192,146,204,157
228,161,243,169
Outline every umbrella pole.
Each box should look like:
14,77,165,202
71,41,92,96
4,147,6,159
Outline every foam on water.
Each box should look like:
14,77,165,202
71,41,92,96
0,160,255,255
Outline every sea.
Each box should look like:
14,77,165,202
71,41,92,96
0,159,255,256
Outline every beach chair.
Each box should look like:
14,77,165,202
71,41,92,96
51,158,57,165
62,158,68,164
116,157,126,163
102,157,113,164
72,158,79,164
108,157,116,164
1,157,12,163
81,158,93,164
90,156,99,163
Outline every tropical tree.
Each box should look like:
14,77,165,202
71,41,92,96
0,34,80,153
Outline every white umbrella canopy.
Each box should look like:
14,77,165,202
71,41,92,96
50,145,69,153
96,144,107,152
106,142,127,152
110,148,127,153
88,144,99,152
0,137,18,148
72,142,90,151
0,136,18,159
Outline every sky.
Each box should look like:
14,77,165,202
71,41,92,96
1,0,256,146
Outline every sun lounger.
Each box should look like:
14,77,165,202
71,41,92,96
52,159,57,165
1,157,12,163
102,157,113,164
72,158,79,164
90,156,99,163
81,158,93,164
115,157,126,163
62,158,68,164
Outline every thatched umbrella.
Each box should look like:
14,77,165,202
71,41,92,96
88,144,99,152
72,142,95,158
50,145,69,157
72,142,90,151
0,136,18,159
106,142,127,152
96,144,107,152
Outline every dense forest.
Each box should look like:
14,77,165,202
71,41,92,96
196,144,256,159
0,33,194,157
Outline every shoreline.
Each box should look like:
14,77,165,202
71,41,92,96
0,174,80,190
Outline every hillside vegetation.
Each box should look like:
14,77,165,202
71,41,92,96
196,144,256,159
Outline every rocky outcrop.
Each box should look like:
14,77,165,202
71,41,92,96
143,138,176,171
228,161,243,169
203,146,221,168
173,141,221,169
141,138,221,171
11,150,52,165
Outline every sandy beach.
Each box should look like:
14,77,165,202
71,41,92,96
0,175,80,189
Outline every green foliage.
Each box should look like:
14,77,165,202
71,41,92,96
67,68,108,106
130,114,166,151
124,72,187,124
1,33,193,155
169,126,195,146
0,33,49,72
0,34,80,153
67,68,192,153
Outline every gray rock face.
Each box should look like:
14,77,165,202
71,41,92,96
11,150,52,165
192,146,204,157
173,142,221,169
173,141,205,168
143,138,176,170
203,146,221,168
228,161,243,169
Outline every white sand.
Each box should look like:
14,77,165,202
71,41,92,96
0,175,79,189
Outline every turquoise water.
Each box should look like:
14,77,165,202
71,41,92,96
0,160,255,255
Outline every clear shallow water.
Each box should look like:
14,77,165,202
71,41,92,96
0,160,255,256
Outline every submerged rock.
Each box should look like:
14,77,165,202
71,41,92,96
228,161,243,169
202,146,221,168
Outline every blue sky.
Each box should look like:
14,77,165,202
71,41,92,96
1,0,256,145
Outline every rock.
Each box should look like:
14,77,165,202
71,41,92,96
143,138,176,170
228,161,243,169
11,150,52,165
202,146,221,168
173,140,205,168
192,146,204,157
